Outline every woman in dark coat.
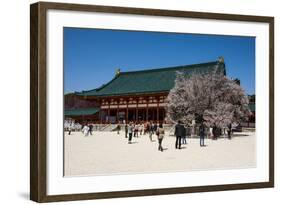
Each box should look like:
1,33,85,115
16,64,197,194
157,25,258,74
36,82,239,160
116,124,121,135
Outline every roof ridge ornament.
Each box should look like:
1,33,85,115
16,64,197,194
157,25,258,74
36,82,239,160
115,68,121,76
218,56,224,63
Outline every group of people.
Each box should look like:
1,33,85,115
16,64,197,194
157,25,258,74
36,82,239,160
121,120,233,151
209,124,233,140
174,120,207,149
175,121,233,148
123,121,165,151
64,120,82,135
81,123,94,136
67,119,233,151
121,120,208,151
121,120,204,151
124,122,158,139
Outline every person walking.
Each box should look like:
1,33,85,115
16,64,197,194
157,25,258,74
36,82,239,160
144,122,148,135
209,127,213,139
156,123,165,151
150,122,153,134
182,126,188,144
153,123,158,134
199,123,206,147
212,126,217,140
227,123,232,140
139,123,143,135
134,124,139,137
148,122,153,142
116,124,121,135
128,123,133,144
88,123,93,135
125,124,128,138
67,123,72,135
82,124,89,137
174,121,185,149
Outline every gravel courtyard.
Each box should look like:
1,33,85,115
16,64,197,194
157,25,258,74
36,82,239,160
64,131,256,177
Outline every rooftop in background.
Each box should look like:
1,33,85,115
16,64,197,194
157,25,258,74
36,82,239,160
76,60,226,97
65,108,100,116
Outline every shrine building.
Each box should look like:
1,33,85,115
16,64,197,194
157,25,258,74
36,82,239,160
65,59,226,124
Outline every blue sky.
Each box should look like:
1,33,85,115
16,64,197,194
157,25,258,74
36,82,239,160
64,27,255,95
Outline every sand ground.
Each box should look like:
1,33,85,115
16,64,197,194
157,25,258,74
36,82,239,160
64,131,256,177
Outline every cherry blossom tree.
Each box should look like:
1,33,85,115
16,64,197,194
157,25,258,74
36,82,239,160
166,67,251,128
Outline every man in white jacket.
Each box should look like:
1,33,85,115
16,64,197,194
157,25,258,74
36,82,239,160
82,125,89,137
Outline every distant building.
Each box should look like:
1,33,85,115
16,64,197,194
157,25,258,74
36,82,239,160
65,59,227,124
248,95,256,124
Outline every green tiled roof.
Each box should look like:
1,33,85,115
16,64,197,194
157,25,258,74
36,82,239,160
65,108,100,116
78,61,226,97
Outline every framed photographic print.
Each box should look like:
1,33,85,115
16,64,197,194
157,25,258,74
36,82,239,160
30,1,274,202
